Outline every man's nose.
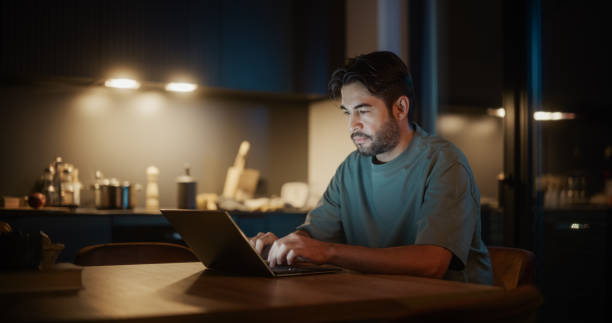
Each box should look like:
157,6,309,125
348,114,362,131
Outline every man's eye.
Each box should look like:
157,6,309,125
342,110,350,116
357,110,369,114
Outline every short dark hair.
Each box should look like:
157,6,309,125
328,51,415,123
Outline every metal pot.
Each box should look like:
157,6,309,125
118,182,137,209
93,179,139,209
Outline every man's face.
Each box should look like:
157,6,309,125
340,82,400,156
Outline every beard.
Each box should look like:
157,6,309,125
351,118,400,156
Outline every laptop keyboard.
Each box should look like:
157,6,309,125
262,247,341,275
271,265,339,274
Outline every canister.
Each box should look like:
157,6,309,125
177,165,197,209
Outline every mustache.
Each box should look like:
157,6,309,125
351,132,372,140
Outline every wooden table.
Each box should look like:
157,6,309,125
0,262,529,322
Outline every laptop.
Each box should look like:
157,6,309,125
160,209,342,277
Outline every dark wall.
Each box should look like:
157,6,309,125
437,0,503,108
542,0,610,110
0,82,308,208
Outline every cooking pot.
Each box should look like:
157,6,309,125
93,179,139,209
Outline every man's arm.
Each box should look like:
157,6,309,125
266,230,452,279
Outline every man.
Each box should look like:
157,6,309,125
250,51,493,284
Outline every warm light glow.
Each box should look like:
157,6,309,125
533,111,576,121
105,78,140,89
487,108,575,121
133,92,166,116
569,223,589,230
165,82,197,92
437,115,466,134
72,88,111,116
487,108,506,118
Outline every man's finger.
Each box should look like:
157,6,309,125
270,241,287,267
276,243,289,266
269,248,277,267
263,232,278,241
248,232,265,247
255,239,264,254
286,249,297,265
287,250,310,265
267,241,277,266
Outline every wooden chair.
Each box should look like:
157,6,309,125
488,246,536,289
74,242,199,266
390,248,541,322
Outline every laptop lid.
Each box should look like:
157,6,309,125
161,209,275,277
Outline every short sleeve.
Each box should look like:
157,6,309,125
414,162,478,270
296,170,345,243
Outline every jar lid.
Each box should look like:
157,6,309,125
177,164,195,183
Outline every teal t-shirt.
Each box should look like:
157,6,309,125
297,124,494,285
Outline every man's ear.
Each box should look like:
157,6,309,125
393,96,410,121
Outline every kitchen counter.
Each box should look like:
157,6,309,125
0,206,162,216
0,206,310,216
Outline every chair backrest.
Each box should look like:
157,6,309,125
488,246,536,289
74,242,199,266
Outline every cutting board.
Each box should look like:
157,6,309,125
222,141,259,200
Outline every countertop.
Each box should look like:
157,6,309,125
0,207,309,217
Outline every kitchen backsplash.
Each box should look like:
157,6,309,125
0,82,309,208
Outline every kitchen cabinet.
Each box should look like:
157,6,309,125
3,213,113,265
218,0,293,92
0,0,343,95
1,1,220,86
0,208,307,263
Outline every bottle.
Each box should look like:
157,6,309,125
177,164,197,209
146,166,160,210
94,170,104,209
41,167,57,205
61,165,74,205
72,168,81,206
52,157,64,206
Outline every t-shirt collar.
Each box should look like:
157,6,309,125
370,122,428,173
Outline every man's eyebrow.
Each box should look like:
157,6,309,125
339,103,371,111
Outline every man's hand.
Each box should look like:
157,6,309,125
249,232,279,257
250,231,452,278
267,231,331,267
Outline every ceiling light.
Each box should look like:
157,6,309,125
533,111,576,121
487,108,505,118
487,108,575,121
165,82,197,92
105,78,140,89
